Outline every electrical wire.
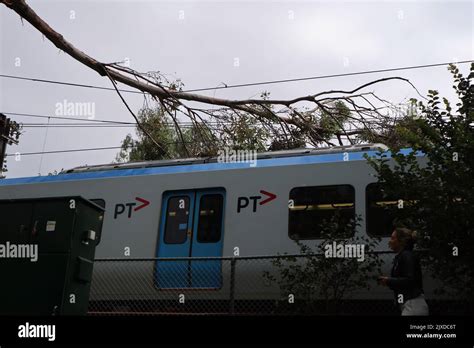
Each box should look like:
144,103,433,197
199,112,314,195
0,60,471,94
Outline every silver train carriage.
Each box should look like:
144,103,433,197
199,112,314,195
0,144,437,306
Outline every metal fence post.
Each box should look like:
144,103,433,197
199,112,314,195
229,257,236,315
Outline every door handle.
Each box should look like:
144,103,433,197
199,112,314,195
31,220,39,237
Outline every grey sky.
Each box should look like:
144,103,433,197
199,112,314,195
1,0,472,178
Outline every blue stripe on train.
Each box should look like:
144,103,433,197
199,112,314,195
0,148,416,186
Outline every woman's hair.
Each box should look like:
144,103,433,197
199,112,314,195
394,227,417,250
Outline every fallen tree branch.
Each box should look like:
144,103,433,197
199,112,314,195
1,0,422,150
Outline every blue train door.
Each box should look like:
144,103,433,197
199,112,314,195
156,191,195,288
155,189,225,289
190,189,225,288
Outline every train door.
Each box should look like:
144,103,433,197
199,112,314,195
155,189,225,289
190,189,225,288
156,191,195,288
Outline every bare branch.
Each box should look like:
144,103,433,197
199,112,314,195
1,0,422,151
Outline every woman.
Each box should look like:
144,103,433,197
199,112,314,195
378,227,429,316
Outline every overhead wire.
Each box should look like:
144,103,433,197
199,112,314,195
3,60,469,161
0,60,471,94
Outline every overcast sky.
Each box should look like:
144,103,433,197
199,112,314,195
0,0,472,178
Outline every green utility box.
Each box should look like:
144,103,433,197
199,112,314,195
0,196,104,315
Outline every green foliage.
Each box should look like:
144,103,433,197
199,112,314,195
263,215,382,314
1,120,22,178
366,63,474,302
115,107,220,162
359,114,425,150
216,111,270,152
116,96,359,162
319,100,351,139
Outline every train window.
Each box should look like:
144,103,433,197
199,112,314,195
366,183,412,237
164,196,190,244
288,185,355,240
197,194,223,243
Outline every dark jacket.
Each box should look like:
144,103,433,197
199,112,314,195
387,249,424,302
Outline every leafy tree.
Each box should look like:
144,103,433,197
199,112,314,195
117,99,358,162
1,119,22,178
358,103,425,150
319,100,352,141
270,100,353,149
263,214,382,314
116,106,221,162
366,64,474,308
215,110,270,152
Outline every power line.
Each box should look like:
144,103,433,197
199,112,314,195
2,112,294,128
22,123,137,127
1,112,133,124
20,124,221,129
0,74,141,94
1,111,135,125
19,121,379,129
6,122,372,157
186,60,474,93
21,124,227,129
4,141,206,157
5,146,123,156
1,60,472,94
0,111,228,126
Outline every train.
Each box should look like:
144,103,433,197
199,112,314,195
0,143,436,310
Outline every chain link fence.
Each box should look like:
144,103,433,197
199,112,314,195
88,252,472,316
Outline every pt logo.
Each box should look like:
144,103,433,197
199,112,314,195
237,190,277,213
114,197,150,219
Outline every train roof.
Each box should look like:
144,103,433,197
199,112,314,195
64,143,389,174
1,143,421,186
